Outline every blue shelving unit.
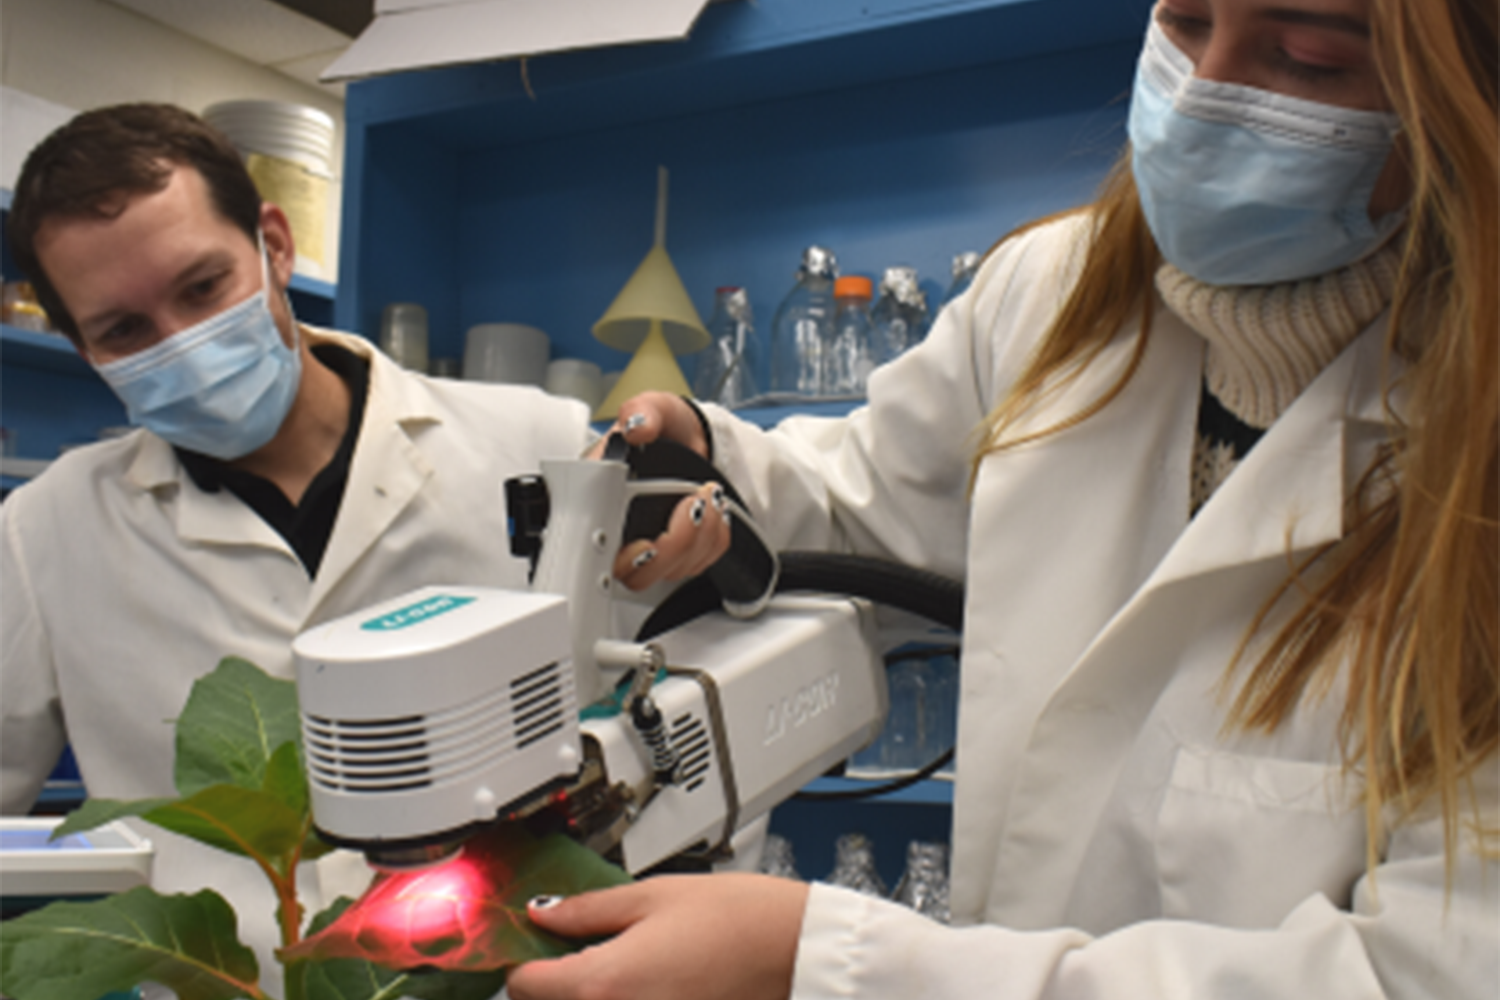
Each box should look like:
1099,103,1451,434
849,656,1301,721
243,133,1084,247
335,0,1151,387
772,775,956,887
1,325,88,374
288,273,338,328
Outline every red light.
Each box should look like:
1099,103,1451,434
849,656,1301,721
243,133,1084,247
283,832,519,969
280,823,631,972
366,855,484,941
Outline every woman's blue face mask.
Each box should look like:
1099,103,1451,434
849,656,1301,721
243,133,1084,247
92,234,302,460
1128,19,1403,287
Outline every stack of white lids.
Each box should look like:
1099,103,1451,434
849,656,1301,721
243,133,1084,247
203,99,335,174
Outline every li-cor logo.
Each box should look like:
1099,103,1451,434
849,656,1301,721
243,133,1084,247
361,594,476,632
764,671,841,746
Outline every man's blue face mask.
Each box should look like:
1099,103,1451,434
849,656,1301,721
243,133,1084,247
1128,19,1404,287
93,233,302,460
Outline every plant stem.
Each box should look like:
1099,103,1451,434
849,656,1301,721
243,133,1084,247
275,871,303,950
274,815,314,948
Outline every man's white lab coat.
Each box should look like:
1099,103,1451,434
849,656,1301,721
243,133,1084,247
0,328,592,977
702,216,1498,999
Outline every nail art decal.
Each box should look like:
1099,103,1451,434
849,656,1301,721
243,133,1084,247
530,895,565,910
623,413,647,432
632,548,658,569
690,498,707,526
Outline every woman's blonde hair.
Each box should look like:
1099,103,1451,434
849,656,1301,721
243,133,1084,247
974,0,1498,875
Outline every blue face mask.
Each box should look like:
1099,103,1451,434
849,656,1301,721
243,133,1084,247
94,235,302,460
1128,20,1404,286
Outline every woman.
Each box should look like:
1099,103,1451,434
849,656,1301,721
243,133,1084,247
510,0,1498,997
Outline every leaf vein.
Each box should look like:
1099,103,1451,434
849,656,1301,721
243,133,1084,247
33,925,256,990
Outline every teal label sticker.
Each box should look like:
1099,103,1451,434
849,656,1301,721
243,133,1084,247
361,594,476,632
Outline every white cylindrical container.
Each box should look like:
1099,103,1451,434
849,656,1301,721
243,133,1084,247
380,303,430,373
204,100,336,280
464,323,550,385
544,359,604,408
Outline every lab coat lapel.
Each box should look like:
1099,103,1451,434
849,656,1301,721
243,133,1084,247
1120,358,1352,591
984,321,1390,926
128,432,293,554
303,349,437,620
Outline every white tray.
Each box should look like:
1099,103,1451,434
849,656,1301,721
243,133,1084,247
0,817,153,897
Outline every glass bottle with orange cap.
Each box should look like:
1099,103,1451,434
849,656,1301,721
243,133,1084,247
823,274,875,398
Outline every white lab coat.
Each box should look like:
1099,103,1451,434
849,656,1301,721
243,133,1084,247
0,328,592,978
703,216,1499,999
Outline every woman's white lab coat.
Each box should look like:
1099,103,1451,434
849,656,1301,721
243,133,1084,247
702,216,1498,999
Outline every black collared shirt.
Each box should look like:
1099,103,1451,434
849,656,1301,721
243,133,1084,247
177,344,370,577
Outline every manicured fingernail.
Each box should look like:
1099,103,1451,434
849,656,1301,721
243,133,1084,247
711,485,727,511
690,498,707,525
623,413,647,432
632,548,657,569
529,895,565,910
722,508,733,527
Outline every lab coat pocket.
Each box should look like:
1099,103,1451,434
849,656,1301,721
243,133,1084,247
1155,745,1366,929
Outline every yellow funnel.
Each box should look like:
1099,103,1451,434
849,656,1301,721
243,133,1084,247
593,322,693,420
590,166,709,421
592,244,709,355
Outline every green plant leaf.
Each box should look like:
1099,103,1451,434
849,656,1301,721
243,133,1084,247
139,784,307,861
297,828,337,865
176,657,302,798
51,796,177,840
289,901,508,1000
259,741,335,864
278,825,631,972
293,958,508,1000
262,740,309,815
54,785,307,863
398,968,512,1000
0,886,263,1000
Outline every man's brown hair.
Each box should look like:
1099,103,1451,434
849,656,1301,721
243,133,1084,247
7,103,262,343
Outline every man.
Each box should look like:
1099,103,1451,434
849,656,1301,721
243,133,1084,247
0,103,594,973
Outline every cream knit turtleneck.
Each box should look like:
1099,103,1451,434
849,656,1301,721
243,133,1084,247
1154,244,1400,512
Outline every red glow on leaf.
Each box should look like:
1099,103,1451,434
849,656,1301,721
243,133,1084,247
358,854,488,953
279,823,631,972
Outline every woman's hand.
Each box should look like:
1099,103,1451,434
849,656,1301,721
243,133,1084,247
592,392,733,591
595,391,711,459
507,873,809,1000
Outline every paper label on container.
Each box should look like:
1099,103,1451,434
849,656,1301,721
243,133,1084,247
246,152,328,271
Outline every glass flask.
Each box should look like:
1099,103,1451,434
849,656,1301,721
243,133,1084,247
757,833,805,881
870,265,930,364
826,832,888,897
891,840,952,923
692,286,760,407
823,275,875,398
942,251,982,307
769,246,838,397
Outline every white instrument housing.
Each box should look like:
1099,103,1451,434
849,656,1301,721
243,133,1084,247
292,456,889,873
586,594,886,872
293,586,582,848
